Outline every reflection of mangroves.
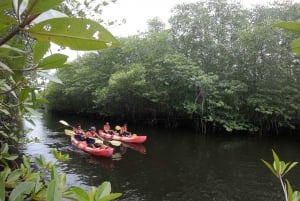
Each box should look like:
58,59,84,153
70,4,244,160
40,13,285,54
122,142,147,154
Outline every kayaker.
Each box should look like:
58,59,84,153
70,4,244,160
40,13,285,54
120,123,131,137
74,124,84,134
74,124,85,141
103,122,118,135
86,126,98,147
86,126,107,149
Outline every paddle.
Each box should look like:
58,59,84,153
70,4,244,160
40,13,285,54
59,120,121,146
59,120,73,128
64,129,104,144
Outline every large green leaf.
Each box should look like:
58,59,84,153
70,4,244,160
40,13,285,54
274,21,300,35
46,179,62,201
6,169,22,186
33,40,50,63
291,38,300,55
95,181,111,200
0,0,10,12
38,53,68,70
0,12,17,32
70,186,90,201
28,0,63,15
27,17,121,50
9,181,35,201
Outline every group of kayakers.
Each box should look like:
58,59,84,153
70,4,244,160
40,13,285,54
73,125,104,148
73,122,131,148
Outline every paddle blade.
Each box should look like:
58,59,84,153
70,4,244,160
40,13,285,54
64,129,75,136
110,140,121,146
94,138,103,144
59,120,71,127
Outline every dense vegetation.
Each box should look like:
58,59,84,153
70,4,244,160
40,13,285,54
2,0,300,200
46,0,300,135
0,0,121,200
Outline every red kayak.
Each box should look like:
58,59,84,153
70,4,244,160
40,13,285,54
71,136,114,158
98,130,147,143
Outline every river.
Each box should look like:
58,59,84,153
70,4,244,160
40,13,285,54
19,112,300,201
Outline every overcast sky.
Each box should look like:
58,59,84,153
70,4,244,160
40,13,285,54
60,0,300,61
101,0,299,37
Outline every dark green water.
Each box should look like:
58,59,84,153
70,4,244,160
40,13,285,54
20,113,300,201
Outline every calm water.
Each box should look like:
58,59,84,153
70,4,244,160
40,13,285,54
19,112,300,201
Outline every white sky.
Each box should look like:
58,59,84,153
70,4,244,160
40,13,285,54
60,0,300,61
101,0,299,37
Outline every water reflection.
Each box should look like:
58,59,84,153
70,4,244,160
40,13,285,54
122,143,146,154
19,113,300,201
21,118,63,161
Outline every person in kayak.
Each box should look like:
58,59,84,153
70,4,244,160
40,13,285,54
120,123,131,137
73,124,85,141
103,122,118,135
85,126,98,148
86,126,107,148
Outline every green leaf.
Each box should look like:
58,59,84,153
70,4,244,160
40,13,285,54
291,38,300,55
96,181,111,200
0,143,8,154
0,44,25,54
0,12,18,31
33,40,50,63
28,0,63,15
272,150,280,173
38,53,68,70
0,167,11,183
274,21,300,35
89,186,96,201
70,186,90,201
23,172,40,183
6,169,22,186
292,192,300,201
0,61,13,73
46,179,62,201
0,180,5,201
58,174,66,189
9,181,35,201
19,88,30,103
50,166,58,180
98,193,122,201
27,17,121,50
0,0,10,12
36,155,46,167
4,154,18,160
287,180,293,201
261,159,277,177
283,162,298,177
